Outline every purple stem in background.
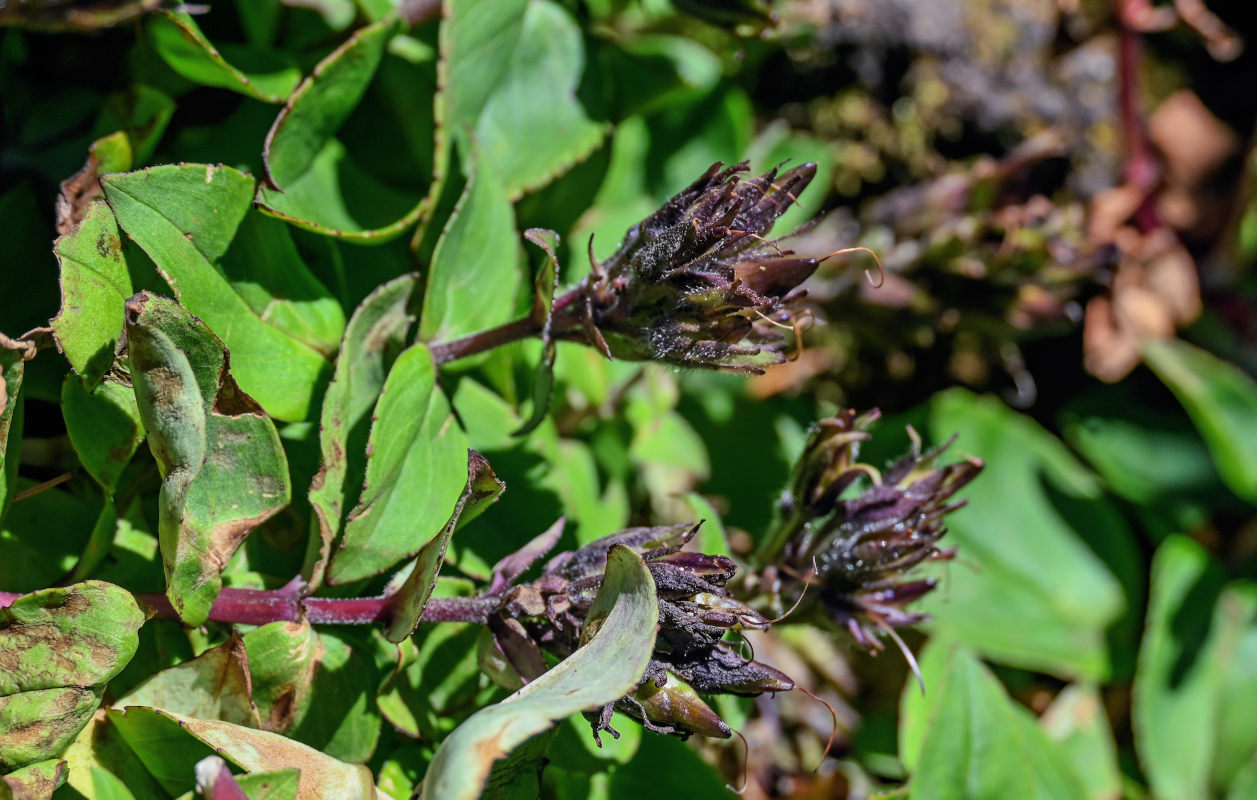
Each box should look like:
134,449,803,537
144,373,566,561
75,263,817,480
0,587,497,627
1116,0,1162,233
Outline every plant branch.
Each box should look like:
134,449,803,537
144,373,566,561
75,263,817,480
427,316,541,365
0,586,498,627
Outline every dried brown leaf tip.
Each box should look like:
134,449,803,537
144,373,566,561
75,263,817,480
557,162,819,373
479,523,792,743
767,410,983,653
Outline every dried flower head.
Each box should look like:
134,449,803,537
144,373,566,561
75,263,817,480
479,522,793,743
557,161,820,373
769,410,983,652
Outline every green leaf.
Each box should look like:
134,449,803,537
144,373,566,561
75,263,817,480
102,164,335,421
419,544,658,800
1143,338,1257,504
916,389,1134,680
1040,685,1123,800
0,483,96,592
911,646,1086,800
1133,536,1256,800
2,758,65,799
384,451,504,642
472,1,608,198
0,345,23,529
125,292,292,625
513,229,560,437
68,497,121,584
377,622,486,740
60,711,162,800
235,768,301,800
50,201,131,389
327,344,469,584
263,17,402,192
419,149,521,343
107,707,379,800
89,766,140,800
255,139,428,242
305,274,420,591
243,623,381,763
115,633,261,728
146,11,301,103
61,374,144,495
0,582,144,771
438,0,529,163
1214,583,1257,791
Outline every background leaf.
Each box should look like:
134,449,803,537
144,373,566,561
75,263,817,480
1144,338,1257,504
146,11,301,103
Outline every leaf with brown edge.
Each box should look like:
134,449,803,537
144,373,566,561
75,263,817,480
0,342,22,529
304,274,421,594
0,581,143,771
125,292,292,625
384,450,504,642
107,707,380,800
513,229,561,437
2,758,66,799
116,633,260,728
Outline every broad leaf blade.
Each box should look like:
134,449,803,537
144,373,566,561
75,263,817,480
61,374,144,495
1132,535,1234,800
419,149,521,343
0,581,143,771
0,345,23,529
419,545,658,800
103,164,334,421
146,11,300,103
50,201,131,389
911,646,1086,800
384,451,504,642
108,707,378,800
917,389,1134,680
125,292,291,625
327,344,469,584
473,1,607,198
1143,338,1257,504
116,634,260,728
305,274,421,591
264,17,402,192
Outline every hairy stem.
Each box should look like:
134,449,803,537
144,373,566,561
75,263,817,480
0,587,497,627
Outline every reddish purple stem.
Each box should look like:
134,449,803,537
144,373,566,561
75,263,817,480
0,587,496,627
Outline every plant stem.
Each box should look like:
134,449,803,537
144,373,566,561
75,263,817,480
427,316,540,365
1116,0,1162,233
0,587,497,627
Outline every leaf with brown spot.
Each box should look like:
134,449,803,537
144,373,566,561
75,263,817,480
107,707,380,800
0,582,143,771
50,201,133,391
125,292,292,625
116,633,261,728
2,758,66,799
242,623,380,763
